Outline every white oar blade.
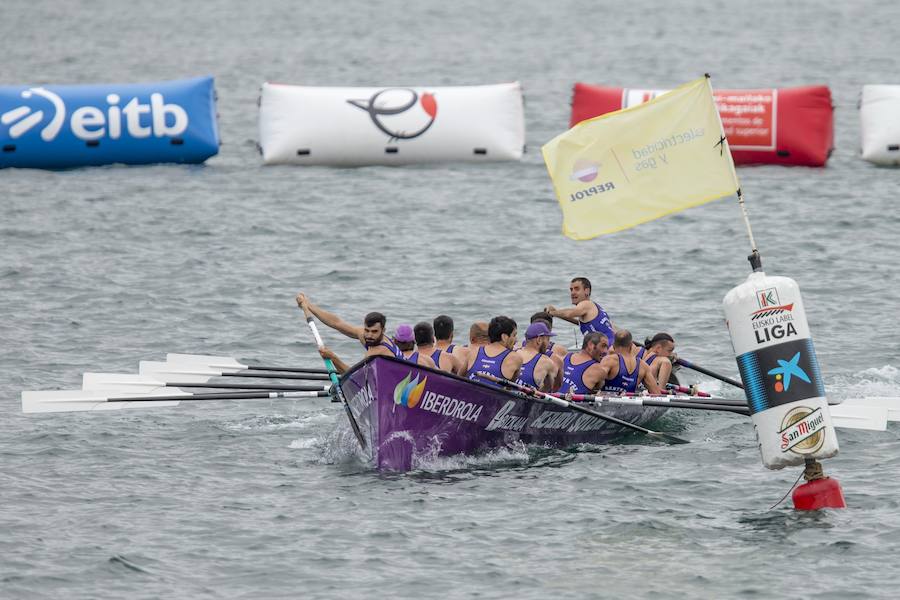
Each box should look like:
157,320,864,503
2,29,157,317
139,360,219,384
22,388,186,414
83,372,169,392
166,353,247,370
829,404,888,431
838,397,900,422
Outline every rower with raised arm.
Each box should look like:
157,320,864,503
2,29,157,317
636,332,677,389
598,330,662,395
296,292,403,359
393,324,437,368
464,316,523,388
559,332,609,394
515,322,560,393
544,277,616,346
414,321,460,373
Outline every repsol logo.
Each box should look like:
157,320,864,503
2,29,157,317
1,87,189,142
569,181,615,202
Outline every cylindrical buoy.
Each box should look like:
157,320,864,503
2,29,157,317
792,459,846,510
723,271,839,470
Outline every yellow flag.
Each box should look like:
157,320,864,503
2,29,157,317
542,76,740,240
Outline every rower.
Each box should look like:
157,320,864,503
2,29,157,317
544,277,616,346
598,330,662,395
394,324,436,368
464,316,523,387
414,321,461,374
433,315,462,359
559,332,608,394
296,293,403,359
529,310,568,363
456,321,488,374
515,322,560,392
636,332,676,389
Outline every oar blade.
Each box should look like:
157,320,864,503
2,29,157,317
838,397,900,422
22,388,185,414
139,360,218,384
828,404,888,431
83,372,168,392
166,353,248,370
650,431,692,445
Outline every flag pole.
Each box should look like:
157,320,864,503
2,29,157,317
705,73,763,273
737,187,763,272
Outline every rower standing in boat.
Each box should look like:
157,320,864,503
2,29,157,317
465,316,523,387
598,330,663,395
295,293,403,359
393,324,437,368
544,277,616,346
636,332,676,389
515,322,560,392
414,321,462,374
559,332,609,394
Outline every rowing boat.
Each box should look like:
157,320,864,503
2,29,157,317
340,355,670,471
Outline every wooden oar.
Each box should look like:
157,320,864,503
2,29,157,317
675,358,744,389
478,373,691,445
299,306,367,451
83,372,331,393
22,388,330,413
166,353,328,375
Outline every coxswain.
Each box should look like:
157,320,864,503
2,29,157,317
544,277,616,346
295,292,403,359
394,324,437,368
414,321,462,374
515,322,560,392
598,330,662,395
464,316,523,387
559,332,609,394
636,332,676,389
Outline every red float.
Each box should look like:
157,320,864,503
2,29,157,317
570,83,834,166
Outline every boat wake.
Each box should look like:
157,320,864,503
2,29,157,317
829,365,899,400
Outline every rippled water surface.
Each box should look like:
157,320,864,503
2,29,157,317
3,1,900,598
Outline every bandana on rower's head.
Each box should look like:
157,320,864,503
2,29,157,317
394,323,415,343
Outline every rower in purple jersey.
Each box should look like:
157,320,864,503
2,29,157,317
559,332,609,394
413,321,462,374
433,315,464,364
527,312,568,362
464,316,523,388
637,332,676,389
515,322,560,392
597,330,662,395
544,277,616,346
296,293,403,360
393,324,436,368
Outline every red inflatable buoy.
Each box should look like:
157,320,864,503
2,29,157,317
792,477,846,510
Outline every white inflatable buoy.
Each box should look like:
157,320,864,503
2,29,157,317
860,85,900,166
723,271,839,470
258,82,525,166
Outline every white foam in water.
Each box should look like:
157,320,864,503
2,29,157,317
289,437,320,449
828,364,900,400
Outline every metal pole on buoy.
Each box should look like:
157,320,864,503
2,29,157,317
716,108,845,511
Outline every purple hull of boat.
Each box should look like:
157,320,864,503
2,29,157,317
340,356,668,471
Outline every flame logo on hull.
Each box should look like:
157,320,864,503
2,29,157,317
393,373,427,409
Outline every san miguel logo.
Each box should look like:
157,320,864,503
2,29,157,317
779,406,826,454
1,87,189,142
750,287,796,344
347,88,437,141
